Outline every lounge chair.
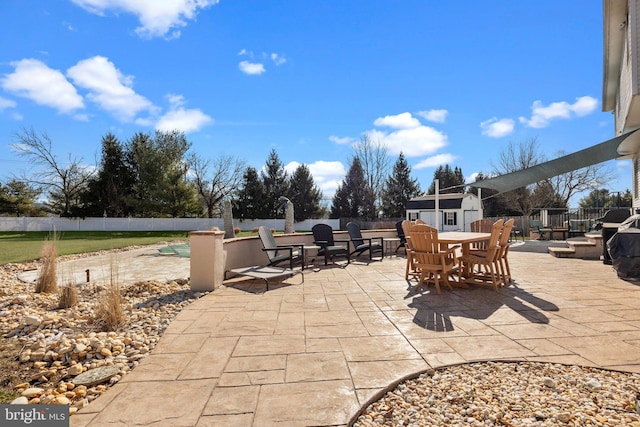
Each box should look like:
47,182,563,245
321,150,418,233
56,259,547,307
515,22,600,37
258,226,304,270
311,224,350,265
346,222,384,261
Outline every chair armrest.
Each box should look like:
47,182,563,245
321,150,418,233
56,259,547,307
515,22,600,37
261,246,295,269
275,243,304,251
333,238,351,245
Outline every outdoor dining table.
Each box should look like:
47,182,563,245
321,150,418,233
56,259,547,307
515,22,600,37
438,231,491,279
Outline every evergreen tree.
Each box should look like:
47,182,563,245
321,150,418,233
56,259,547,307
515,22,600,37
330,184,350,218
126,130,199,217
234,167,267,220
427,165,465,194
380,152,421,218
330,157,375,219
287,164,324,221
0,180,43,216
81,133,134,217
261,149,290,217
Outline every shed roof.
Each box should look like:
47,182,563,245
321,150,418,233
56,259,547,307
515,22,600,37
407,193,477,210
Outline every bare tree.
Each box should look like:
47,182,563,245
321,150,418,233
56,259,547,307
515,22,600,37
352,133,392,215
492,138,616,215
12,128,93,216
548,151,615,206
491,138,545,216
189,153,246,218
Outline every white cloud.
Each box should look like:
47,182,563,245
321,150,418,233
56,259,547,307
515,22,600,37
368,125,448,157
572,96,599,116
414,153,457,169
373,112,421,129
67,55,157,122
166,93,185,107
466,172,480,183
70,0,219,39
155,107,212,133
308,160,346,200
480,117,515,138
416,109,448,123
1,58,84,114
519,95,598,128
271,53,286,66
329,135,355,145
239,61,265,75
0,96,17,111
155,93,212,133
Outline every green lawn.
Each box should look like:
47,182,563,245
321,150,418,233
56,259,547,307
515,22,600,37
0,231,191,265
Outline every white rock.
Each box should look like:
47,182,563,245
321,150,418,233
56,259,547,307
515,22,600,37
68,364,83,375
10,396,29,404
21,387,44,398
585,379,602,390
24,315,42,326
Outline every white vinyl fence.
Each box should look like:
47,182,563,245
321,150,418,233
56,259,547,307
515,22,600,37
0,217,340,232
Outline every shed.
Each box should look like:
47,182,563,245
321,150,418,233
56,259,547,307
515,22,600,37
405,193,483,232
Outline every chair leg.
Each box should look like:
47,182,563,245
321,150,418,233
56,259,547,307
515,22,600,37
487,264,499,291
431,272,441,295
501,257,512,284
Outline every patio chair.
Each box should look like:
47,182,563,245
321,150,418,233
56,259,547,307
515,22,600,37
458,219,503,291
407,224,458,294
258,226,304,270
470,218,493,250
496,218,514,285
311,224,350,265
529,219,552,240
401,220,421,280
346,222,384,261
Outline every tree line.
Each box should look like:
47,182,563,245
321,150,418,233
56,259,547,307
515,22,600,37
0,128,424,220
0,128,625,220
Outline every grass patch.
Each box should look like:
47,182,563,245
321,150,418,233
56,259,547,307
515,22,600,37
0,231,189,265
0,390,21,404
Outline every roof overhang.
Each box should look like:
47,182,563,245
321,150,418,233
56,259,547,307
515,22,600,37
469,128,640,195
603,0,628,112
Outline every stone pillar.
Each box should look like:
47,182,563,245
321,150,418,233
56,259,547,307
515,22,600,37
284,201,294,234
222,200,235,239
189,230,226,291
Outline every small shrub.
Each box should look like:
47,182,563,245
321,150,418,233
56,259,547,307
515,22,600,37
36,233,58,294
94,261,124,331
58,283,78,309
233,227,241,234
252,227,259,233
270,228,276,233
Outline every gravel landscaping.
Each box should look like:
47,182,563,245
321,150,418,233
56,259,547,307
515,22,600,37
0,251,203,415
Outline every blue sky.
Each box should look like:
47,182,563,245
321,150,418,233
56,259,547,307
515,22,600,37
0,1,627,207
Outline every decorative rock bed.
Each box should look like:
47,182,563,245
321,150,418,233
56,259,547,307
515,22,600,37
352,361,640,426
0,257,203,415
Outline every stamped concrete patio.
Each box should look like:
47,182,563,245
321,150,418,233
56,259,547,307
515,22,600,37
70,242,640,426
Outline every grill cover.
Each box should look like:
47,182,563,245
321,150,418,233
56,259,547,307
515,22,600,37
607,219,640,278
